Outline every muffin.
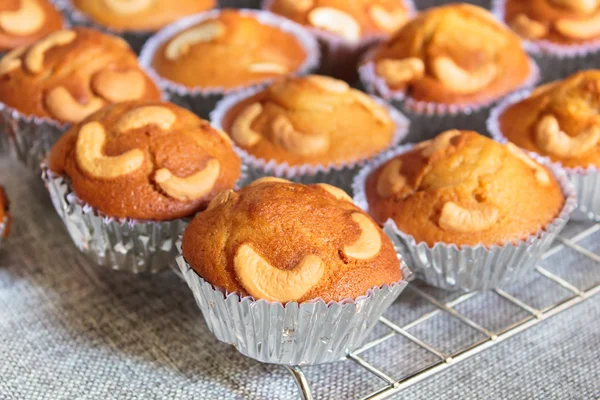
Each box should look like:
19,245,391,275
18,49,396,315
44,100,242,272
489,70,600,221
494,0,600,81
178,177,409,364
354,130,575,290
0,186,10,242
0,27,162,170
63,0,216,52
140,9,319,119
0,0,64,52
264,0,415,81
359,3,538,141
212,74,408,190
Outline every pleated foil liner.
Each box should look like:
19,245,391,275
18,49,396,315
352,144,577,292
0,102,67,172
176,255,411,365
488,90,600,222
491,0,600,83
0,217,7,249
139,9,320,120
358,53,540,141
218,0,261,8
210,86,410,192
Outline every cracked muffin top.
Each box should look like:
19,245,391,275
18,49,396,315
504,0,600,44
0,0,63,52
498,71,600,169
365,130,564,247
71,0,215,32
265,0,412,41
0,186,10,238
49,100,241,221
182,177,402,303
220,75,398,166
150,10,311,90
0,28,161,124
367,3,532,105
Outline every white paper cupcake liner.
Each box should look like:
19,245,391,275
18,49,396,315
176,254,411,365
139,9,321,119
352,144,577,291
359,53,540,141
488,90,600,222
210,86,410,191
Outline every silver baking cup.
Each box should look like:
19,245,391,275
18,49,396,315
210,86,409,192
0,102,68,171
218,0,261,8
488,90,600,222
0,217,7,249
491,0,600,83
139,9,320,120
176,255,411,365
262,0,416,81
352,144,577,292
358,52,540,141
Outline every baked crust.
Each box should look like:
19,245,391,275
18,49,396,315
0,0,63,52
0,186,9,238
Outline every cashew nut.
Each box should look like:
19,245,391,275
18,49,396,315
432,56,497,95
92,69,146,103
25,30,77,74
0,0,45,36
165,21,225,61
103,0,154,14
234,244,325,302
45,86,105,123
115,106,176,133
343,213,382,259
215,129,233,145
535,115,600,158
0,45,26,75
555,13,600,40
76,122,145,179
231,103,263,147
530,81,561,98
505,143,551,186
438,202,499,233
421,130,461,157
155,159,220,201
248,177,291,186
308,7,361,41
351,89,390,125
369,5,407,33
551,0,597,14
375,58,425,87
247,62,289,74
376,159,407,198
206,189,237,210
316,183,352,203
272,114,330,156
510,13,548,40
306,75,350,93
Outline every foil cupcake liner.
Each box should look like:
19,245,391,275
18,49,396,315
0,216,6,248
352,144,577,291
218,0,261,8
139,9,321,119
210,86,410,192
491,0,600,83
176,254,411,365
488,90,600,222
358,52,540,141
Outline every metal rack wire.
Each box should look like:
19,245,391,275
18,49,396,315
286,221,600,400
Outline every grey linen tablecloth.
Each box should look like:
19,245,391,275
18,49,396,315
1,156,600,400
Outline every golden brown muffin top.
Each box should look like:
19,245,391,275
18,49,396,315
150,10,310,89
220,75,397,166
49,101,242,221
365,130,565,247
182,177,402,303
504,0,600,44
0,186,9,238
0,28,161,124
0,0,63,52
368,3,532,105
499,71,600,169
266,0,411,41
72,0,215,32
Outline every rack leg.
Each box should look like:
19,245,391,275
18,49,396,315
285,366,313,400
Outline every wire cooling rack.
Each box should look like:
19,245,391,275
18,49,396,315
286,220,600,400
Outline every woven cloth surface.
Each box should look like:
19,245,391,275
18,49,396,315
1,157,600,400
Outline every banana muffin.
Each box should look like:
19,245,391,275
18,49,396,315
365,130,565,247
182,177,402,303
0,0,63,52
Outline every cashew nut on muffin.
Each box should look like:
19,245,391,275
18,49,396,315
0,0,63,52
